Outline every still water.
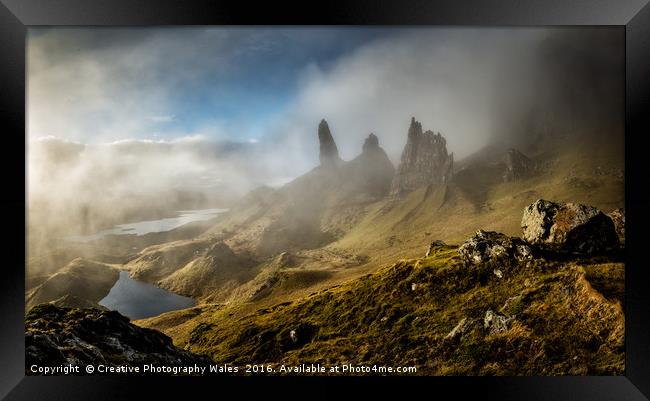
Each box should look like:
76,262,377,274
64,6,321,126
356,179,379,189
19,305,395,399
67,208,228,242
99,271,196,320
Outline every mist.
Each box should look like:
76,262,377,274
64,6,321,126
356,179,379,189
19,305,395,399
27,27,623,243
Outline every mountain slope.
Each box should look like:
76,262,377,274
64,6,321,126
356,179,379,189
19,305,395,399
164,244,623,375
26,258,119,311
124,118,623,309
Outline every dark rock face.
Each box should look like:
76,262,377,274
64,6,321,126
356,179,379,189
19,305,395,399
458,230,533,265
25,304,212,374
390,117,453,197
607,208,625,240
521,199,619,254
318,119,341,167
503,148,536,182
347,133,396,198
362,133,379,152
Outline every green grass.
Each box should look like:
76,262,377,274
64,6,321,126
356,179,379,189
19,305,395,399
173,245,624,375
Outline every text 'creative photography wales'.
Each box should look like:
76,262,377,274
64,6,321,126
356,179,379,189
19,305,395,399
26,27,625,376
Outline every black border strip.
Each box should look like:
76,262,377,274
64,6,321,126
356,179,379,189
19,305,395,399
1,0,649,400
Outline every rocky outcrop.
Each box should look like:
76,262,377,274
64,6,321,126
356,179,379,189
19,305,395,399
25,304,212,374
483,310,513,334
503,148,536,182
390,117,453,197
445,317,477,341
607,208,625,240
458,230,533,265
425,240,447,257
521,199,619,254
362,133,379,152
318,119,341,167
346,133,395,198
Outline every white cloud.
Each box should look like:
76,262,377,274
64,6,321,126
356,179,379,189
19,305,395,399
149,115,175,123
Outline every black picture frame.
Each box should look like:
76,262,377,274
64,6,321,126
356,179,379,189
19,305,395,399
2,0,649,399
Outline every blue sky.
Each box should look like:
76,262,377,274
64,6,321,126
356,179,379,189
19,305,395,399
28,27,411,144
150,28,403,140
28,27,622,167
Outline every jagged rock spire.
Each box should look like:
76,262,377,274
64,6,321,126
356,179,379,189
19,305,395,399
362,133,379,152
318,119,341,167
390,117,454,196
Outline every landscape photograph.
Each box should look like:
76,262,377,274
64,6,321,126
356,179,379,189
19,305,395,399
26,26,625,376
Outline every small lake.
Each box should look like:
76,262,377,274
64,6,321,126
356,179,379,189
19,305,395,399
99,271,196,320
67,208,228,242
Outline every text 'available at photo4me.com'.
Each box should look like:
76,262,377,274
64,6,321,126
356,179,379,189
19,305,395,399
29,362,418,376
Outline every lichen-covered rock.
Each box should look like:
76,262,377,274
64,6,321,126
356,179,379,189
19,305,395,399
607,208,625,240
445,317,477,341
521,199,619,254
25,304,213,375
457,230,533,265
390,117,453,197
483,310,513,334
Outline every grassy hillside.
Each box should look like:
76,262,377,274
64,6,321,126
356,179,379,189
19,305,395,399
139,244,623,375
26,258,119,311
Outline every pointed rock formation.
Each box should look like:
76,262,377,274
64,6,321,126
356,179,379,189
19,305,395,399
347,133,395,198
503,148,536,182
362,133,380,152
390,117,454,196
318,119,341,167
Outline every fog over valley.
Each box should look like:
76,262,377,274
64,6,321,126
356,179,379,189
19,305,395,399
28,27,622,240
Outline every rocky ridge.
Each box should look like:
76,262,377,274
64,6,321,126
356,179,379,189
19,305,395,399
26,304,213,375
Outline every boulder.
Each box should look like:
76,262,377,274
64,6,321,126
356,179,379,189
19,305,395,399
483,310,512,334
607,208,625,240
521,199,619,254
457,230,533,265
445,317,477,341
